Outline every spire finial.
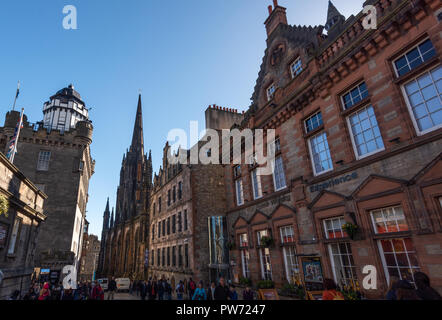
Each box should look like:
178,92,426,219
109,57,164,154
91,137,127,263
130,94,145,154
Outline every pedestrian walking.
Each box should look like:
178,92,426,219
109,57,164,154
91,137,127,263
108,277,117,300
38,283,51,301
243,286,254,300
188,278,196,300
165,279,172,300
140,281,147,300
385,276,399,300
207,282,216,300
158,279,165,300
214,278,229,300
91,281,104,300
176,281,185,300
192,281,207,301
396,279,420,300
147,279,158,300
414,272,441,300
228,285,238,300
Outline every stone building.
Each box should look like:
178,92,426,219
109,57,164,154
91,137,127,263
225,0,442,299
98,95,153,280
0,84,95,280
148,106,241,285
0,152,47,299
79,227,100,282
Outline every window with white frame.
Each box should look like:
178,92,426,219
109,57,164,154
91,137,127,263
259,247,273,280
251,169,263,200
283,246,300,284
241,249,251,278
37,151,51,171
235,179,244,206
257,229,269,245
328,242,358,288
378,238,420,285
394,39,436,77
305,111,323,133
323,216,347,239
7,218,21,255
402,65,441,135
267,83,276,101
309,132,333,175
371,206,409,234
290,57,303,78
280,226,295,244
348,105,385,159
272,156,287,191
239,233,248,247
341,82,369,110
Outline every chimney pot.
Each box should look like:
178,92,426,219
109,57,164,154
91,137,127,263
268,5,273,15
273,0,278,7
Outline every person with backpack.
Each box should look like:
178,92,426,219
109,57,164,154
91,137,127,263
176,280,185,300
188,278,196,300
322,279,345,300
192,281,207,301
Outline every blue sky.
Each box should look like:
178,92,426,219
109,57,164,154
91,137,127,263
0,0,365,238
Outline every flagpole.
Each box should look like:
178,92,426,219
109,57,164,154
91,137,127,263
12,81,20,111
9,108,24,164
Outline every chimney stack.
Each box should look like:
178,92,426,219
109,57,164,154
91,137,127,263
264,0,288,38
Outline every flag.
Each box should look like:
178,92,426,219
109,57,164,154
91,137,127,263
15,81,20,98
6,109,24,163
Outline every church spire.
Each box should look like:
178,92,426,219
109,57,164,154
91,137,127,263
130,94,144,155
103,197,110,231
110,207,114,228
325,0,345,32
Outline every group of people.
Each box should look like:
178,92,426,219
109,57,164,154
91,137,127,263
14,280,106,300
129,277,255,301
385,272,441,301
320,271,441,301
8,271,440,301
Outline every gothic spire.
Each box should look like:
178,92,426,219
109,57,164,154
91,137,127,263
130,94,144,155
103,197,110,230
110,207,114,228
325,0,345,32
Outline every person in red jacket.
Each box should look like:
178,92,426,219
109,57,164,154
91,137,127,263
91,281,104,300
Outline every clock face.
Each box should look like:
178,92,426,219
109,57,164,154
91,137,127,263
270,43,285,66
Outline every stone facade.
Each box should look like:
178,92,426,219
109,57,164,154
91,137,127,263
0,152,47,299
98,95,153,280
148,106,242,285
79,231,100,282
0,85,94,279
225,0,442,299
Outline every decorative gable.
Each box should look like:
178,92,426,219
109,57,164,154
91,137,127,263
352,175,405,198
310,190,346,210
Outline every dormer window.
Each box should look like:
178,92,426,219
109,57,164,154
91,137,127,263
267,84,276,101
290,57,303,78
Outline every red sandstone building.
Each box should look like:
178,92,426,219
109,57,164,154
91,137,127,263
225,0,442,299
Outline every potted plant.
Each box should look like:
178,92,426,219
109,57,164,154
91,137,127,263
0,194,9,217
256,280,275,289
239,277,252,287
260,236,274,248
342,222,359,240
226,241,236,250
